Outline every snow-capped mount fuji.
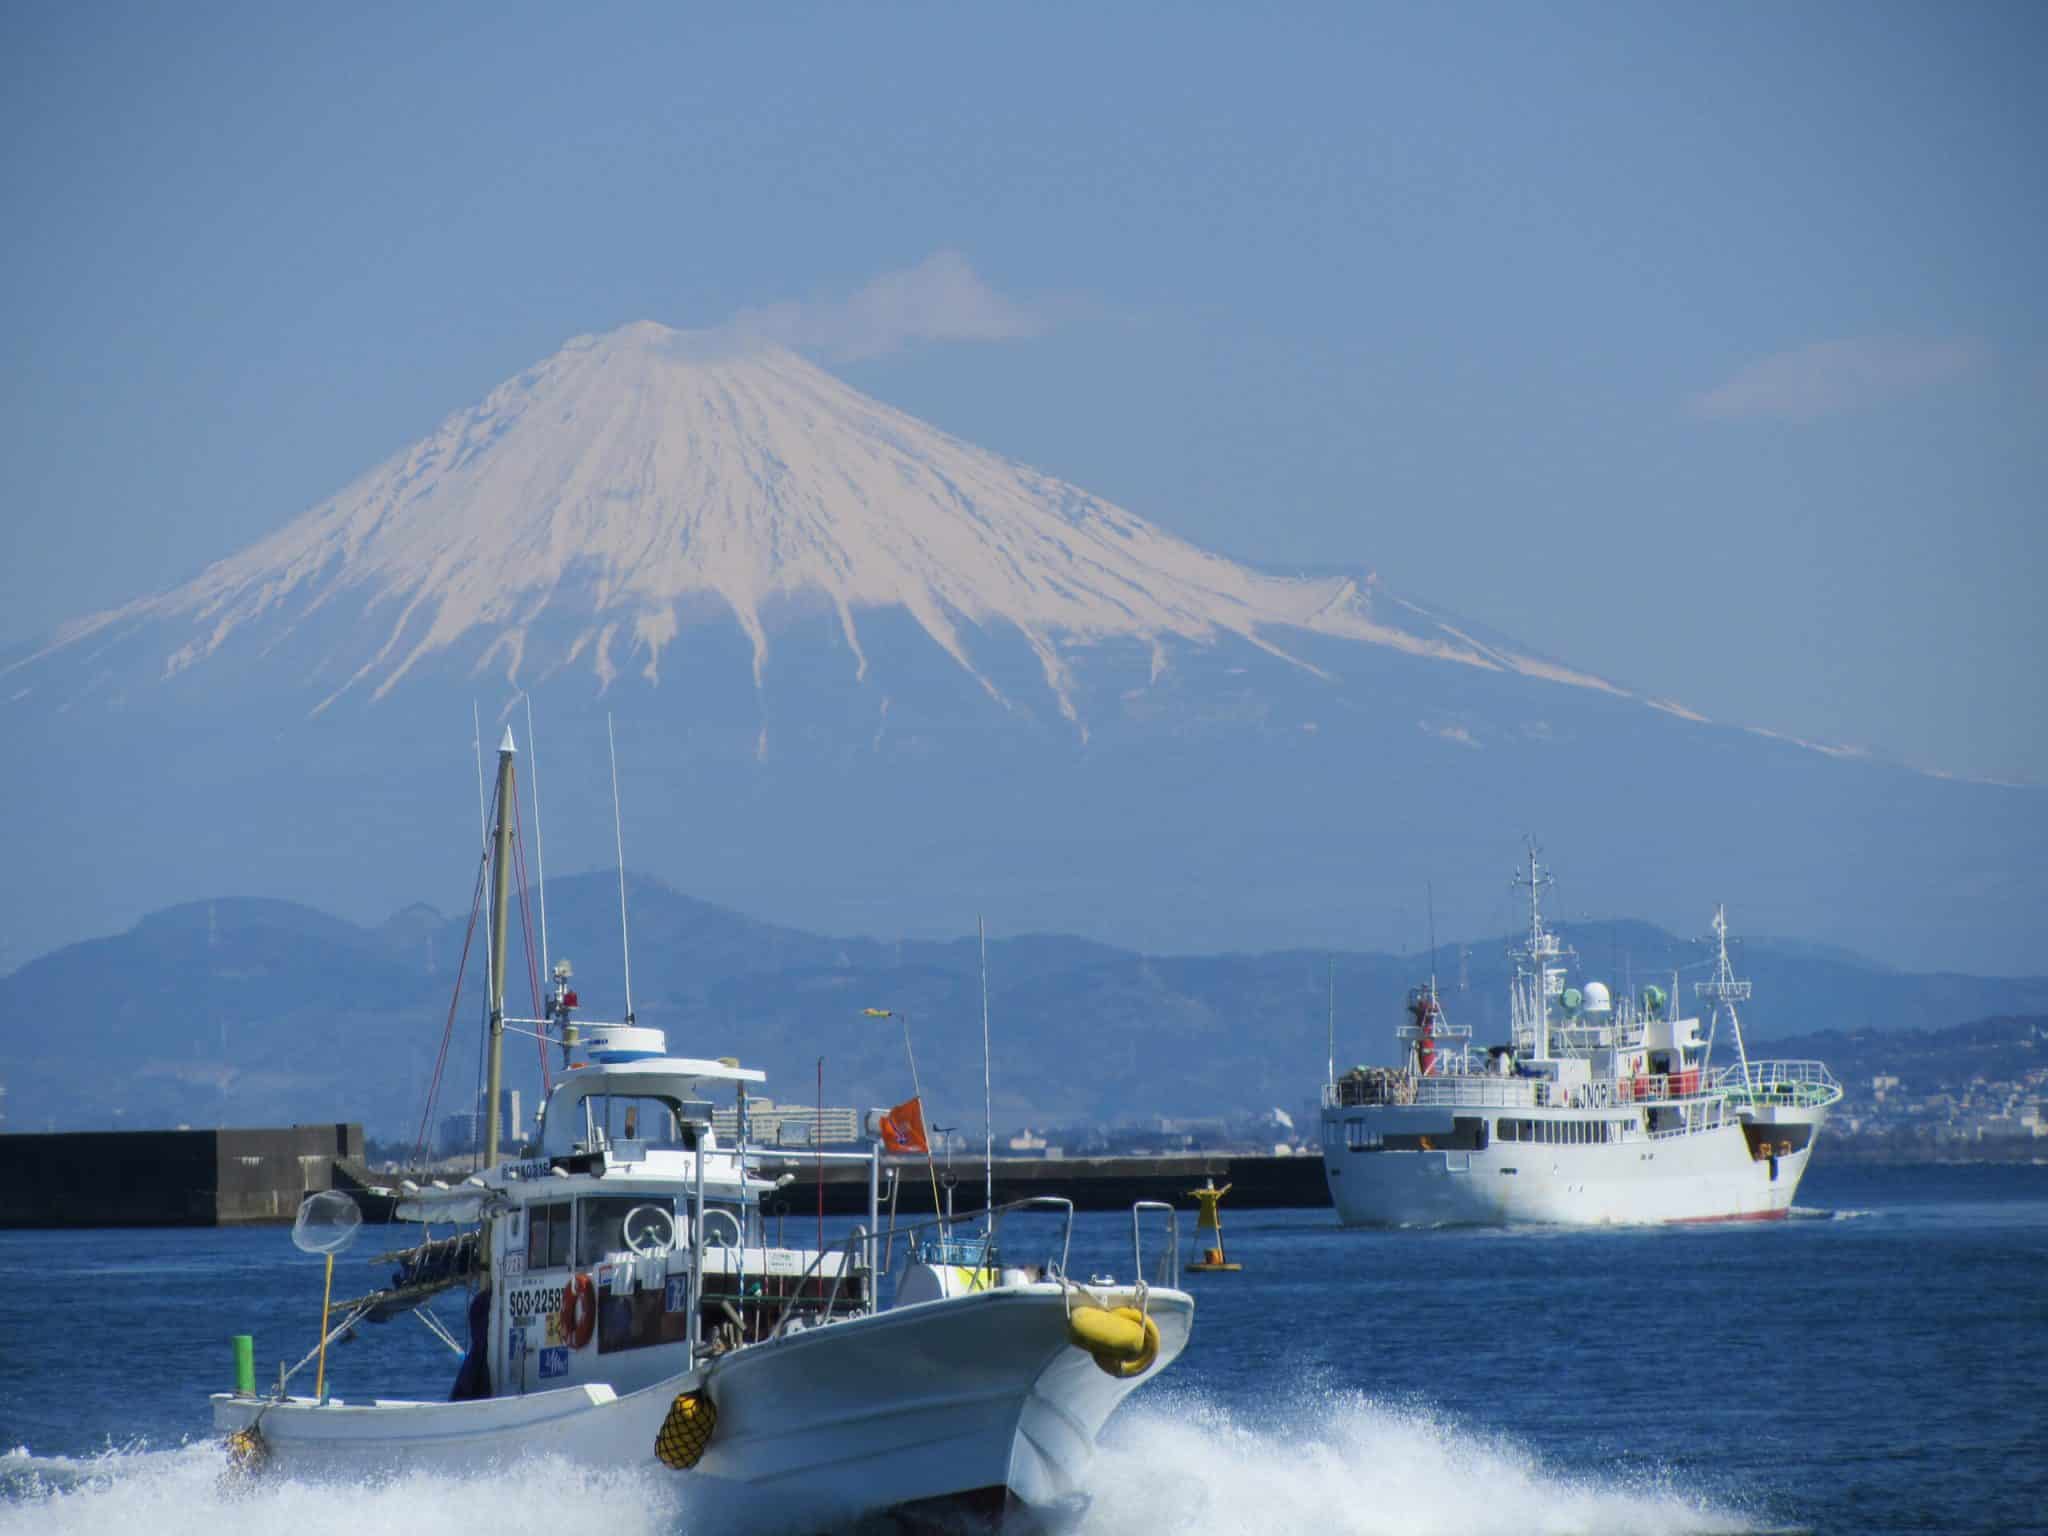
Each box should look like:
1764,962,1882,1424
19,320,1617,730
5,322,2042,976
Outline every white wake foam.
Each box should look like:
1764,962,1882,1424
1079,1391,1757,1536
0,1444,686,1536
3,1395,1759,1536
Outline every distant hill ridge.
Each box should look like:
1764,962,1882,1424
8,875,2044,1138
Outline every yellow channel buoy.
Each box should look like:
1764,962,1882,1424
1185,1179,1242,1272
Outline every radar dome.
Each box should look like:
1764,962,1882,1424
1581,981,1613,1014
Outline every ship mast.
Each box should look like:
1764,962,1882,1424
1695,904,1753,1083
483,727,517,1171
1511,843,1563,1060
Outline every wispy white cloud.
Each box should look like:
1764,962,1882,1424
1690,337,1980,423
727,250,1045,362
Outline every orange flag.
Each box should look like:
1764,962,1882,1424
879,1095,930,1155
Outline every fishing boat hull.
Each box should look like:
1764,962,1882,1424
213,1282,1192,1532
1321,1108,1829,1227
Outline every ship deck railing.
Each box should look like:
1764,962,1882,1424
763,1193,1180,1345
1713,1059,1844,1108
1328,1070,1780,1112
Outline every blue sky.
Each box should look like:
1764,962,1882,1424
3,3,2042,781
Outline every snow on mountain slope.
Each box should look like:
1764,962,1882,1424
16,321,1623,724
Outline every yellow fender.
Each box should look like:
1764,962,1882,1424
1068,1305,1161,1379
221,1424,269,1479
654,1390,718,1470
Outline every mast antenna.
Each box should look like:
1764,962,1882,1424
979,915,994,1226
472,702,493,942
1695,904,1753,1080
1428,881,1439,991
1326,956,1336,1089
524,694,551,977
607,712,635,1024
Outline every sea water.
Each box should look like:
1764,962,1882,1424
1,1162,2041,1535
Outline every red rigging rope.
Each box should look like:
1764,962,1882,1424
412,820,493,1169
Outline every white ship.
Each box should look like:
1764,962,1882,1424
1320,848,1842,1226
210,732,1192,1532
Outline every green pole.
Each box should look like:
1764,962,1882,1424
233,1334,256,1396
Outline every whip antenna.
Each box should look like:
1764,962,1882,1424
1327,956,1336,1089
608,711,635,1023
525,693,551,974
473,701,494,956
980,915,993,1226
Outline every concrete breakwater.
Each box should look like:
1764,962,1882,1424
752,1151,1332,1218
0,1131,1331,1226
0,1124,366,1227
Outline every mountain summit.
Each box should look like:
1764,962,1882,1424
21,321,1612,725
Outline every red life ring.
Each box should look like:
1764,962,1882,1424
558,1272,597,1349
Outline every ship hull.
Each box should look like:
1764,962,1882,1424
1320,1108,1828,1227
213,1283,1189,1532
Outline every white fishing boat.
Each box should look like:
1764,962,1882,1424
212,731,1193,1532
1320,847,1842,1226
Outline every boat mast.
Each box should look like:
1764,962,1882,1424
1696,904,1753,1082
1512,843,1558,1061
483,727,517,1171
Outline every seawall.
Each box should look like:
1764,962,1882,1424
0,1124,365,1227
753,1151,1332,1217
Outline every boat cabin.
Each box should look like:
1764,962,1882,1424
400,1025,884,1403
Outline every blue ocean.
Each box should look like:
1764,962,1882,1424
1,1161,2042,1536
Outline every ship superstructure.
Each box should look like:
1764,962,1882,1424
1320,848,1842,1226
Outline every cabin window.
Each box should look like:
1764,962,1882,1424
526,1202,571,1270
578,1195,676,1267
1345,1119,1380,1152
588,1095,694,1151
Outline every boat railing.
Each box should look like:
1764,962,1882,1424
1601,1072,1720,1106
1410,1077,1541,1108
1326,1069,1418,1107
1130,1200,1180,1291
763,1223,873,1345
761,1195,1078,1344
1715,1059,1844,1107
757,1192,1175,1346
988,1195,1076,1285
